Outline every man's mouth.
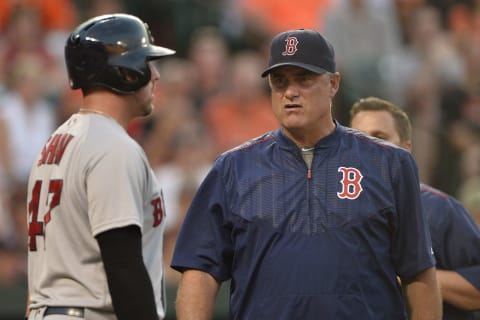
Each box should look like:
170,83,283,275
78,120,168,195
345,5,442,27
285,104,302,109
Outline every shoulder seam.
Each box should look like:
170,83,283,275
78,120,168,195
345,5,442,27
221,134,276,155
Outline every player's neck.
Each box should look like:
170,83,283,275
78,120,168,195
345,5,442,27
81,92,131,129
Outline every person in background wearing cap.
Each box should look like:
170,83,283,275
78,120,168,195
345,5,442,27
171,29,442,319
350,96,480,320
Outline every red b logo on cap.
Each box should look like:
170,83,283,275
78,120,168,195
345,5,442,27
282,37,298,56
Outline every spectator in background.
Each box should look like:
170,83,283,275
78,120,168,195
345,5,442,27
151,118,212,237
0,0,77,41
187,27,230,111
0,54,56,188
141,57,204,168
0,5,67,100
0,0,77,32
429,3,480,197
0,0,78,82
323,0,402,123
154,123,212,286
378,5,465,186
202,50,279,154
0,54,56,257
0,116,19,254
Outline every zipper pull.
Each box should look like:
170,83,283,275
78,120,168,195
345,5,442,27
300,147,314,180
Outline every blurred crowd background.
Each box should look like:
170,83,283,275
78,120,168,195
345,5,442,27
1,0,480,318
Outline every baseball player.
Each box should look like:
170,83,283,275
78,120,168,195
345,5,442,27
350,96,480,320
25,14,174,319
171,29,442,319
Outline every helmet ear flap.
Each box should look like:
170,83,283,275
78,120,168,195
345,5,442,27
116,67,139,83
114,67,150,92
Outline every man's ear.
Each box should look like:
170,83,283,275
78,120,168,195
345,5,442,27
329,72,341,97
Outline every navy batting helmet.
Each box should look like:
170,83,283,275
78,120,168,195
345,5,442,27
65,14,175,94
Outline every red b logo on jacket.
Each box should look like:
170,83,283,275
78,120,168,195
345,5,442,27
337,167,363,200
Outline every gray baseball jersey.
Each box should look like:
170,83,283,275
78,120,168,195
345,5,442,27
27,113,166,318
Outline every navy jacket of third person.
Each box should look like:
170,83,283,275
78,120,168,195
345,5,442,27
420,184,480,320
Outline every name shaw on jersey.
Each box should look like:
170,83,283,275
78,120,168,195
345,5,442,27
37,133,74,166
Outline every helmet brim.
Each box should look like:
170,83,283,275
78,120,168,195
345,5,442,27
146,45,176,59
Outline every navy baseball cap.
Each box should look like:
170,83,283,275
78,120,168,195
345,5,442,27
261,29,336,77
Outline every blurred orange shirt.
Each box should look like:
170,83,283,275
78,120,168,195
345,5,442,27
241,0,332,33
0,0,78,31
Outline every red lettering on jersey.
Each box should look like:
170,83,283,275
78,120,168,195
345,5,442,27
28,179,64,251
282,37,299,56
151,197,164,227
28,181,44,251
44,180,63,224
38,134,74,166
337,167,363,200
